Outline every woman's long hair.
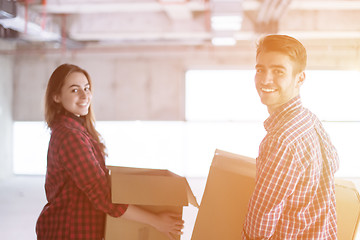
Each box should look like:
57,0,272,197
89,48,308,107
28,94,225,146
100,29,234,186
44,63,107,157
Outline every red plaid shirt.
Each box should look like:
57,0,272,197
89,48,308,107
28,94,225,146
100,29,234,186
36,114,128,240
243,96,339,239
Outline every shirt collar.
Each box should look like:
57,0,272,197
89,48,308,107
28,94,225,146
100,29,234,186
264,95,302,132
53,112,86,132
63,110,86,125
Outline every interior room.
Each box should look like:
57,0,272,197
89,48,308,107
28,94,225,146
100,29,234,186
1,0,360,239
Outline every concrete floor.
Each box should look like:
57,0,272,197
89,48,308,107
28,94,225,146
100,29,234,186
0,175,206,240
0,176,47,240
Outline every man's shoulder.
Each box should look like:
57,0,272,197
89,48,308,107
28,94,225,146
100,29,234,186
271,107,316,143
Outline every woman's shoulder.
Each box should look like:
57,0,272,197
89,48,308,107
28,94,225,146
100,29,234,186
51,115,88,143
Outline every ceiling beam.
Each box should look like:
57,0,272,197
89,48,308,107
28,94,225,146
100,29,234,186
29,1,206,14
243,0,360,11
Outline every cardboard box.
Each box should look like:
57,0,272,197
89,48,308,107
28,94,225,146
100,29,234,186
191,149,359,240
335,179,360,240
191,149,256,240
105,166,199,240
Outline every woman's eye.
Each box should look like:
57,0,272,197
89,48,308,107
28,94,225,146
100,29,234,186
84,87,90,92
72,89,78,93
256,69,263,73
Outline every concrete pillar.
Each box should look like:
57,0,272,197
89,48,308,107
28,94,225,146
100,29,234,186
0,40,14,180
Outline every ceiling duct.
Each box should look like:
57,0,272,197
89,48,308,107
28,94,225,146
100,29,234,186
0,0,16,19
0,2,60,41
210,0,244,45
255,0,291,34
0,23,18,38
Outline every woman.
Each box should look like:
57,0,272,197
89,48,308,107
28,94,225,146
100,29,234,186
36,63,183,240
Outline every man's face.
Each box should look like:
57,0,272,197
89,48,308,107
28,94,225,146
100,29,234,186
255,51,304,114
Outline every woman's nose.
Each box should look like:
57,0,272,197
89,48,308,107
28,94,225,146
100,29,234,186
79,90,87,98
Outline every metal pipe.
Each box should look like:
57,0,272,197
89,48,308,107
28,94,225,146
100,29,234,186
271,0,291,21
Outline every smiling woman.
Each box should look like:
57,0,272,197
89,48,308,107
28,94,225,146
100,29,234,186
53,72,92,117
36,63,184,240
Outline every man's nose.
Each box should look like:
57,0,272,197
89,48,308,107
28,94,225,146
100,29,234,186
262,72,274,85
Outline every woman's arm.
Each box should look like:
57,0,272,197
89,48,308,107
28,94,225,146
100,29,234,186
121,205,184,240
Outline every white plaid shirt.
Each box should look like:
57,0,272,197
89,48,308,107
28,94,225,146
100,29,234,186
243,96,339,239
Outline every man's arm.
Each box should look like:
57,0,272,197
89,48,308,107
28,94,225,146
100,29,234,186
243,139,303,239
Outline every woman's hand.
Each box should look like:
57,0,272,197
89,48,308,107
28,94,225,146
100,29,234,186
121,205,184,240
152,212,184,240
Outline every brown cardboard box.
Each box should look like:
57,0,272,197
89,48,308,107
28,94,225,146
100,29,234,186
105,166,199,240
335,179,360,240
191,149,256,240
191,149,360,240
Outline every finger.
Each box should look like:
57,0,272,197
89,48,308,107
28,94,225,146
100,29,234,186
171,226,184,234
173,224,184,231
173,219,184,225
171,228,182,234
172,230,183,235
167,232,177,240
167,212,183,218
176,224,184,230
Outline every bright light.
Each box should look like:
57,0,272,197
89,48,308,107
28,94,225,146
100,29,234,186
302,70,360,121
185,70,267,121
211,15,242,31
211,37,236,46
12,70,360,178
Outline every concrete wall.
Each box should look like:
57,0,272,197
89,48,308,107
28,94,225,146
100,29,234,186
5,41,360,179
12,46,257,121
12,41,360,122
0,40,15,179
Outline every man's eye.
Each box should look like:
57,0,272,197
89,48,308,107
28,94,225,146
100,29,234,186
256,69,263,73
72,89,78,93
274,69,284,75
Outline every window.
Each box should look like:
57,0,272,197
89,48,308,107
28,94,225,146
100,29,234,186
13,70,360,177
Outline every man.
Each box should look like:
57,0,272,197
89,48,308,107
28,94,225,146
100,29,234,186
243,35,339,239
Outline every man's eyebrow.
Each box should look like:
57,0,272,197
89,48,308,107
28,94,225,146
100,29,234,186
255,64,286,69
270,64,286,69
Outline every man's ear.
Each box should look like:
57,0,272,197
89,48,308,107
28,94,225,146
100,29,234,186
297,71,305,87
53,94,61,103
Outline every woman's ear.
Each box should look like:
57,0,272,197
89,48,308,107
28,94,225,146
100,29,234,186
53,94,61,103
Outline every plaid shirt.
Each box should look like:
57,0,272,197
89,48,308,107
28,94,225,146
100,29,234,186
36,114,128,240
243,96,339,239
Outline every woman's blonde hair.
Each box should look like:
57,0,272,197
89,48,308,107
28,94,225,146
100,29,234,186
44,63,106,157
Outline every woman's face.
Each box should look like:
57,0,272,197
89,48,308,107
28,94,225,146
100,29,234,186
53,72,92,117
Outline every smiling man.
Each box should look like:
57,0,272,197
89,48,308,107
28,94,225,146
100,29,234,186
243,35,339,239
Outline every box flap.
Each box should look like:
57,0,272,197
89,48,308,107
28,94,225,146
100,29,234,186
212,149,256,178
108,165,170,176
108,166,199,207
185,180,200,208
191,149,256,240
